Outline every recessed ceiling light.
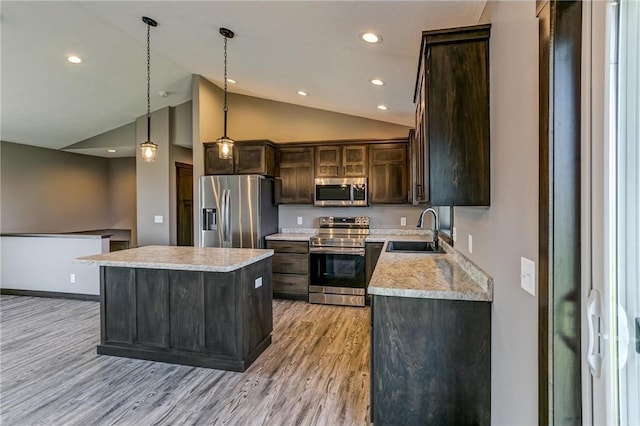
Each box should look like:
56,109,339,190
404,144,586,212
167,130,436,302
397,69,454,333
67,55,83,64
361,32,382,44
371,79,385,86
297,90,308,96
107,149,117,153
226,78,236,84
377,104,389,111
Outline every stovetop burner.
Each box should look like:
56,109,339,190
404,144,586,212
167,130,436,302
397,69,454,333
310,216,370,248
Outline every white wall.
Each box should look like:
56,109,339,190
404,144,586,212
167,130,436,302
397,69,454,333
0,235,106,295
453,2,539,424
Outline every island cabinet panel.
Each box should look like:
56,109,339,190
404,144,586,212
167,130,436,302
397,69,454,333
98,258,273,372
103,267,135,344
371,295,491,425
136,269,169,347
203,272,238,357
169,270,205,352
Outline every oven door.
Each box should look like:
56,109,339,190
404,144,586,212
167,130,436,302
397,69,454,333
309,247,366,290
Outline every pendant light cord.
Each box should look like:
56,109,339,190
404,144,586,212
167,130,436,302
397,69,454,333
223,35,228,138
146,22,151,143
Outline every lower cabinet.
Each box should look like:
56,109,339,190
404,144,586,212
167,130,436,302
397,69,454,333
266,240,309,301
371,295,491,425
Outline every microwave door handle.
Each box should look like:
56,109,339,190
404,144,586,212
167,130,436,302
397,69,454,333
350,184,354,206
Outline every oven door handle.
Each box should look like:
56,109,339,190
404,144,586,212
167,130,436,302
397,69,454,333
309,247,365,256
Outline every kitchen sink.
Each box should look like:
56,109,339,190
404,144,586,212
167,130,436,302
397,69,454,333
386,240,445,253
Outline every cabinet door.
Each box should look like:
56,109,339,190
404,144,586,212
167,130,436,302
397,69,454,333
413,52,429,204
342,145,368,177
315,146,341,177
365,242,384,286
369,144,408,204
235,144,275,176
204,143,233,175
427,36,490,206
276,147,314,204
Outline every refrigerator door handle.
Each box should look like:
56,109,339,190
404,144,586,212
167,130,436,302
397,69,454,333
224,189,232,243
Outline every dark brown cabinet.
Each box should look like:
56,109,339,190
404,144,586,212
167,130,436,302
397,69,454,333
315,145,367,178
368,143,409,204
266,240,309,301
204,140,276,176
275,146,314,204
414,24,491,206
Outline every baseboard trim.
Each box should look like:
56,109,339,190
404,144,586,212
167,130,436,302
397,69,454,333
0,289,99,302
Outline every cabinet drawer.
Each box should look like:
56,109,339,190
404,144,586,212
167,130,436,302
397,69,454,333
272,253,308,275
266,240,309,254
273,273,308,295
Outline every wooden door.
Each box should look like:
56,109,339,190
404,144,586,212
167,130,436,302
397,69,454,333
176,162,193,246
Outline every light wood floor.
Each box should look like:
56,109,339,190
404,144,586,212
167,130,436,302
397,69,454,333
0,296,371,425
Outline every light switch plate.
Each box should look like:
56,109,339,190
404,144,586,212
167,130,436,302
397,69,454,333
70,273,76,283
400,217,407,226
154,215,163,224
297,216,303,225
521,257,536,296
255,277,263,289
468,234,473,253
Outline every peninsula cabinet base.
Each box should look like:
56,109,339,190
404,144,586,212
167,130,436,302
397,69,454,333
371,295,491,425
98,259,273,372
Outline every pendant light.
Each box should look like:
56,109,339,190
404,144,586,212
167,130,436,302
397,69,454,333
216,28,235,159
140,16,158,162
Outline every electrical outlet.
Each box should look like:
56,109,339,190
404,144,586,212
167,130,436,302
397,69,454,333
297,216,303,225
154,215,163,224
468,234,473,253
254,277,263,289
70,273,76,283
400,217,407,226
520,257,536,296
452,227,457,242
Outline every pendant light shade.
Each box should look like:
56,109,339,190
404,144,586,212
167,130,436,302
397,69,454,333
140,16,158,162
216,28,235,159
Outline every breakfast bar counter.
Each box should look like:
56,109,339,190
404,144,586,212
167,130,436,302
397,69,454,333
76,246,274,372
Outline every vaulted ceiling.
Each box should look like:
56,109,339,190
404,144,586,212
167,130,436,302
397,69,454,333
1,1,486,151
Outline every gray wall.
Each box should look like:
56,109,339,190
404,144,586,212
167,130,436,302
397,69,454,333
0,141,111,233
278,205,434,230
453,2,539,424
108,157,137,247
136,107,171,246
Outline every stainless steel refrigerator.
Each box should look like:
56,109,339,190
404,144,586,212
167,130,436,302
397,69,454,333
199,175,278,248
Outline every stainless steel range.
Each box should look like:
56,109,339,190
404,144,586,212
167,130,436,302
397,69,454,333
309,216,370,307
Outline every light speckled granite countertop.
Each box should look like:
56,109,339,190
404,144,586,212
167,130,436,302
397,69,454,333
368,238,493,302
266,232,316,241
75,245,273,273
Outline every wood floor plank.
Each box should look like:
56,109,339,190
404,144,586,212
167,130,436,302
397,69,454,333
0,295,370,425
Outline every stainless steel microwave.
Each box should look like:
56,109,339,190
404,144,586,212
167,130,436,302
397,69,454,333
314,178,368,207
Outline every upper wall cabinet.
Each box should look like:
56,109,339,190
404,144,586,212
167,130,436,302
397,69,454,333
204,140,276,176
369,143,409,204
414,24,491,206
275,146,315,204
315,145,368,178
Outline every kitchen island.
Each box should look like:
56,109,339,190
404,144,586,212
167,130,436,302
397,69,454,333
76,245,273,372
368,239,493,425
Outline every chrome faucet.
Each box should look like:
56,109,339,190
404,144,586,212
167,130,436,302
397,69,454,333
417,207,439,250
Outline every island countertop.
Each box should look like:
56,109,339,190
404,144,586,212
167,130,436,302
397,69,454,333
367,239,493,302
75,245,273,273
